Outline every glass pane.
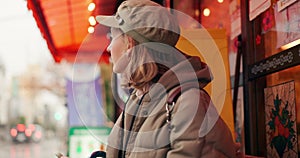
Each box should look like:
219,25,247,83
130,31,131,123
257,1,300,58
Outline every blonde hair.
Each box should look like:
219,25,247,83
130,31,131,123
111,28,170,91
123,45,159,90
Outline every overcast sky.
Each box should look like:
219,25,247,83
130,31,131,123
0,0,52,78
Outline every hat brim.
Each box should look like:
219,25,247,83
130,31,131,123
96,15,120,28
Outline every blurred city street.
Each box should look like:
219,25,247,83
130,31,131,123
0,0,299,157
0,127,67,158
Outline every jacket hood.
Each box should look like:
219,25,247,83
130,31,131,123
142,55,213,102
158,56,212,90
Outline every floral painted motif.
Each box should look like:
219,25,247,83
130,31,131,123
264,81,298,158
267,94,296,157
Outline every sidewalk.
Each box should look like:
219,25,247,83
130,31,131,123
0,126,10,142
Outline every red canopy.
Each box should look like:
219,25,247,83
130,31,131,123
27,0,115,63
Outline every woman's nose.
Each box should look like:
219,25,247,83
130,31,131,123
107,43,112,52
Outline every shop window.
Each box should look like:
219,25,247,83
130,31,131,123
246,0,300,156
254,1,300,59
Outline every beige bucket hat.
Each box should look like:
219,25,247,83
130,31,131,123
96,0,180,46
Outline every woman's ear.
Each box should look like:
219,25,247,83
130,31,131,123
126,36,135,49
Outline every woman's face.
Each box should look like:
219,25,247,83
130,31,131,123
107,28,128,64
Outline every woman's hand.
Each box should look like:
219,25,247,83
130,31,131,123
235,142,244,158
56,153,68,158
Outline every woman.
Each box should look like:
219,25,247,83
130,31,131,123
96,0,240,157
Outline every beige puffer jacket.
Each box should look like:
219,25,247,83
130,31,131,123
106,56,237,158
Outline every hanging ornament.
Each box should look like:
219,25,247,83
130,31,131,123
262,10,275,32
256,34,262,45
